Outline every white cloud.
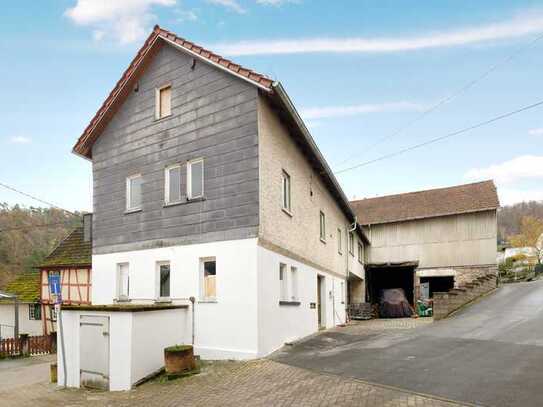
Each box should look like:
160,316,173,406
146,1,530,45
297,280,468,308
211,12,543,55
498,187,543,205
300,102,425,120
256,0,300,6
206,0,246,14
10,136,31,144
176,9,197,22
528,128,543,136
65,0,176,44
465,155,543,185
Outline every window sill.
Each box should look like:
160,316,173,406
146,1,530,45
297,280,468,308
125,208,142,215
154,298,172,304
198,299,217,304
281,208,293,217
154,114,172,122
279,301,301,306
163,197,206,208
115,297,131,303
320,238,326,244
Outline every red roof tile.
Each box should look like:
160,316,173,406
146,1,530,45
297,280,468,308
72,25,273,159
351,180,500,225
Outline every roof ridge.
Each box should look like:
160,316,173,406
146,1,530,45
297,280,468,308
351,180,496,204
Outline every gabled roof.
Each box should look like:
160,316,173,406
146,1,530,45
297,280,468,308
72,25,273,159
38,227,91,269
351,180,499,226
71,26,369,244
0,271,40,303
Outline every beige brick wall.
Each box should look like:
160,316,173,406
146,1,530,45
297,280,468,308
257,96,364,278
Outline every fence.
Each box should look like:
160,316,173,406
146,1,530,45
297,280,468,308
0,334,56,358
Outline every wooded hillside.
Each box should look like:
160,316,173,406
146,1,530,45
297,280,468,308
0,203,82,289
498,201,543,242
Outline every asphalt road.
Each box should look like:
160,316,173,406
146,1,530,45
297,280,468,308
273,280,543,407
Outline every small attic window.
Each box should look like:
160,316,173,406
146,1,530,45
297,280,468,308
155,84,171,119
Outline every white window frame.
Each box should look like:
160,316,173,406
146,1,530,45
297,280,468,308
155,84,172,120
340,281,345,304
187,158,204,200
164,163,183,204
319,211,326,242
337,228,342,254
349,232,354,255
126,174,142,212
290,266,298,301
156,261,171,301
279,263,288,301
117,263,130,300
200,257,217,301
281,170,291,214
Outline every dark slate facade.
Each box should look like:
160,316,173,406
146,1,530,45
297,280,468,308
91,44,259,254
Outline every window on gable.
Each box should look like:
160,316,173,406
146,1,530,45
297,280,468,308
282,170,291,213
358,243,364,263
158,262,171,299
279,263,288,300
337,228,342,254
201,258,216,300
156,85,171,119
29,303,41,320
117,263,129,300
165,164,182,204
349,232,354,255
187,158,204,199
126,174,142,211
319,211,326,242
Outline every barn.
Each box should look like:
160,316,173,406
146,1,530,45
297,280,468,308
351,180,499,308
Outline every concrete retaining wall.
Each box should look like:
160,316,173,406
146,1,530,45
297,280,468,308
433,274,497,320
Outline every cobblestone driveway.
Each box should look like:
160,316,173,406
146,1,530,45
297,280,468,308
0,358,467,407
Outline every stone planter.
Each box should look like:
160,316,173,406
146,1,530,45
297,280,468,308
164,345,196,375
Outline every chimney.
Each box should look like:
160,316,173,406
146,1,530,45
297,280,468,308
83,213,93,242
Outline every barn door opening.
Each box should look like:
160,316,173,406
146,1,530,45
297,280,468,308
80,315,110,390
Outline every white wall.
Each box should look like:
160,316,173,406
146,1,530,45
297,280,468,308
92,238,260,359
256,245,346,357
0,303,43,338
58,308,189,391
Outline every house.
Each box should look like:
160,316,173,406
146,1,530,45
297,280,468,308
0,271,42,339
351,180,499,303
59,25,368,389
38,219,92,335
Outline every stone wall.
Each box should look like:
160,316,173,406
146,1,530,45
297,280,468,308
454,265,497,287
433,274,497,320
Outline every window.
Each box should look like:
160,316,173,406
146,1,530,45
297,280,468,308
282,170,291,213
340,282,345,304
29,303,41,320
349,232,354,255
117,263,129,299
187,158,204,199
157,262,171,299
337,228,342,254
358,243,364,263
290,266,298,301
165,164,182,204
319,211,326,242
279,263,288,300
156,85,172,119
201,258,216,300
51,307,58,322
126,174,142,211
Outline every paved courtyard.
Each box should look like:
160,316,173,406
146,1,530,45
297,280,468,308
0,358,466,407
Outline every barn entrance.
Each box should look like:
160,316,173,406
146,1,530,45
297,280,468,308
366,262,418,318
420,276,455,298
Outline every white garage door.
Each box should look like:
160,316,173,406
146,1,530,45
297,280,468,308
80,315,109,390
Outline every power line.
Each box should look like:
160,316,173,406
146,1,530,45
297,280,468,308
334,98,543,175
334,31,543,171
0,181,79,217
0,220,80,233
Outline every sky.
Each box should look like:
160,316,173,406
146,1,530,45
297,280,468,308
1,0,543,212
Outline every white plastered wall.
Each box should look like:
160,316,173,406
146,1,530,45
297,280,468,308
0,303,43,338
256,245,347,357
92,238,259,359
